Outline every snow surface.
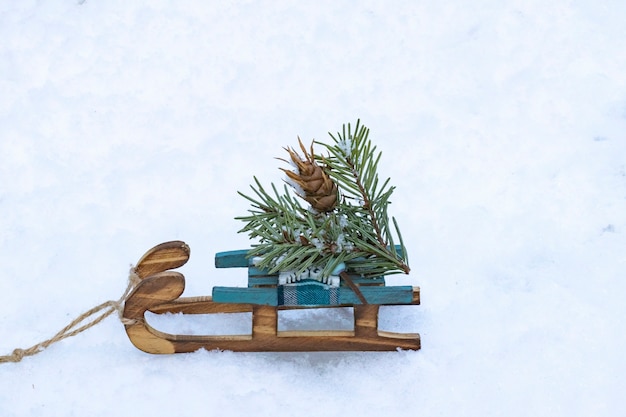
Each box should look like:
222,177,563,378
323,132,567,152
1,1,625,416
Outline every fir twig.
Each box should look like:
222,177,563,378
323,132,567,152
236,120,410,280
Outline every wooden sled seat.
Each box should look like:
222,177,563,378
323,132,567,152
122,241,421,354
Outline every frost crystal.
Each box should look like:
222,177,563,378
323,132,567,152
311,238,324,250
272,253,287,267
336,233,346,252
338,214,348,228
278,265,339,286
338,138,352,155
333,233,354,253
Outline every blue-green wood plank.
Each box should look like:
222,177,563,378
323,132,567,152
212,286,278,306
215,250,250,268
339,286,414,305
212,285,414,306
246,275,386,288
247,276,278,286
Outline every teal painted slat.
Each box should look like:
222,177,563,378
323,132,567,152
246,267,386,280
246,275,385,288
215,250,250,268
247,276,278,287
339,286,414,305
212,286,278,306
212,285,414,306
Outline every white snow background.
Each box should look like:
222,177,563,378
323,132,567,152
1,1,625,416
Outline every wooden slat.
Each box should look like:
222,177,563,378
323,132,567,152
246,274,386,287
212,286,278,306
212,285,415,306
215,249,250,268
148,296,253,314
247,276,280,287
153,287,420,314
339,286,414,305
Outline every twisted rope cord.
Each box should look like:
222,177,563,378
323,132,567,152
0,268,141,364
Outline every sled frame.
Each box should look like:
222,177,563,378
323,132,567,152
122,241,420,353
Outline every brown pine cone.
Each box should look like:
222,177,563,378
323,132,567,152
280,138,338,212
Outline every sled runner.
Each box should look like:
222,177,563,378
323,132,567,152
123,241,420,353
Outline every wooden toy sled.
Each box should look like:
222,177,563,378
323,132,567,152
123,241,420,353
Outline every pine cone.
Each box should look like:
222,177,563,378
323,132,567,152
280,138,338,212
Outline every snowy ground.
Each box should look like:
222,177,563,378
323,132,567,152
1,1,625,416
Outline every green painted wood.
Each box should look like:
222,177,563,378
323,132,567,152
215,250,250,268
339,285,414,305
247,275,386,288
247,276,279,286
212,285,413,306
212,286,278,306
247,266,275,277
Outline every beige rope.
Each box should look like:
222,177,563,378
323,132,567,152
0,268,141,364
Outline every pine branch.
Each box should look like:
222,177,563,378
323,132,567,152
318,120,410,274
236,120,410,280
